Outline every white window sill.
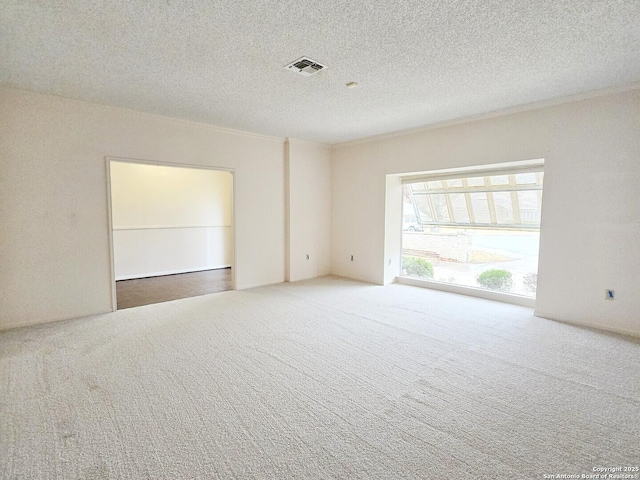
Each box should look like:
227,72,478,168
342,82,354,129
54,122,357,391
396,276,536,308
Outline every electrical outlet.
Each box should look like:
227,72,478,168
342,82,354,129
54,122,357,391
350,255,354,261
306,254,309,260
605,289,614,300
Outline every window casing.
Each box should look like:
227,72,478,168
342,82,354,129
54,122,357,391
400,162,544,302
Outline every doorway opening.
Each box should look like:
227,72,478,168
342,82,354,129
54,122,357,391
106,158,234,310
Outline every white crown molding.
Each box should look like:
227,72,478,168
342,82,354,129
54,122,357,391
1,86,286,142
333,81,640,149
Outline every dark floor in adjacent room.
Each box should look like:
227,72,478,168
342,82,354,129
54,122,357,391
116,268,232,309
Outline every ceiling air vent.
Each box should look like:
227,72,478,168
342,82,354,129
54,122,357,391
284,57,327,76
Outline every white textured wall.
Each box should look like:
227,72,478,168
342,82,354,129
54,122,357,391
286,139,332,282
332,89,640,337
0,87,285,330
110,162,232,280
112,228,231,280
384,175,403,284
537,93,640,336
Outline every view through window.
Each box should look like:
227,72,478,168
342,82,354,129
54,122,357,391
401,168,543,297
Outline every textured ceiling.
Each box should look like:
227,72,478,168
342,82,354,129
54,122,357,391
2,0,639,144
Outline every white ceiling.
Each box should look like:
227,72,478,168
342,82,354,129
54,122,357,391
2,0,639,144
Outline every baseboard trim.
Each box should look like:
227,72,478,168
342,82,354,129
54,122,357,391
534,311,640,339
238,279,286,290
0,307,113,333
116,265,231,281
330,273,383,286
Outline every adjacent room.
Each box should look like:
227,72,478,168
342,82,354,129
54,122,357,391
1,1,639,478
109,160,233,309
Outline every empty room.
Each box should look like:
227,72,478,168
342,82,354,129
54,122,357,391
1,1,639,479
109,160,234,309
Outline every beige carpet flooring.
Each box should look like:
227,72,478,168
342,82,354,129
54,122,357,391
1,277,638,479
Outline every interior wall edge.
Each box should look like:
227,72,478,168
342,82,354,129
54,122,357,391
284,138,291,282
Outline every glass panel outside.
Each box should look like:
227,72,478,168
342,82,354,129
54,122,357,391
401,226,540,297
515,172,537,184
445,178,464,188
489,175,509,185
467,177,485,187
518,190,541,224
470,192,491,223
413,194,434,222
449,193,470,223
493,191,514,224
430,194,450,222
407,181,542,228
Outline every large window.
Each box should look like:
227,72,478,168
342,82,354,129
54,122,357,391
401,165,543,297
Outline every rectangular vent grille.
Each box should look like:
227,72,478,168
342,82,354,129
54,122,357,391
284,57,327,76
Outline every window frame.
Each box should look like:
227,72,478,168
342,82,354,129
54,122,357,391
404,168,543,231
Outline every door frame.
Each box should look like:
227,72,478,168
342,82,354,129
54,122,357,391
105,156,236,311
